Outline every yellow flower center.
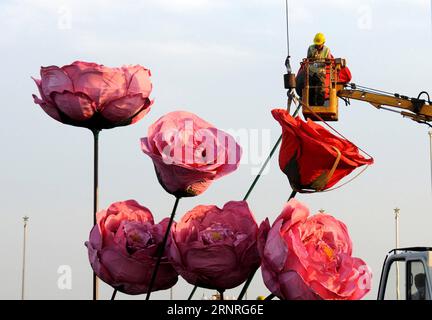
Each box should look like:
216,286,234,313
211,231,222,241
129,232,141,242
322,244,335,260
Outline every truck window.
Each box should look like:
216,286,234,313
408,261,429,300
384,260,406,300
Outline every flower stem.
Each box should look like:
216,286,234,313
146,196,181,300
92,129,101,301
187,285,198,300
264,293,275,300
111,289,117,300
237,269,256,300
243,134,283,201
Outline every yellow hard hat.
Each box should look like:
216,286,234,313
313,33,326,45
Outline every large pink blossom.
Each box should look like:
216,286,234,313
32,61,153,129
258,199,371,300
141,111,242,197
168,201,260,290
85,200,178,295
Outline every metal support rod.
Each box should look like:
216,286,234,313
111,289,117,300
21,216,29,300
264,293,275,300
92,129,100,301
188,285,198,300
146,196,181,300
394,208,400,300
429,131,432,194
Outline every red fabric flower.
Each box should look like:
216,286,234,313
272,109,373,192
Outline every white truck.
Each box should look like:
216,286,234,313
377,247,432,300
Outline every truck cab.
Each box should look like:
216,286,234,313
377,247,432,300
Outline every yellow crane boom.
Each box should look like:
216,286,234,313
338,88,432,123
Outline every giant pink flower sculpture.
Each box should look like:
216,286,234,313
168,201,261,290
32,61,153,129
32,61,154,299
258,199,371,300
85,200,178,295
141,111,242,197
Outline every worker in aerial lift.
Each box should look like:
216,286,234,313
307,33,333,106
307,32,333,60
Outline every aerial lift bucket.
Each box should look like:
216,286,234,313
300,58,346,121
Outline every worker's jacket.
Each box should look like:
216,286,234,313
307,45,333,77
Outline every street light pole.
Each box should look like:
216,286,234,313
21,216,29,300
394,208,400,300
428,131,432,193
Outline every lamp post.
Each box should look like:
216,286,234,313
394,208,400,300
428,131,432,193
21,216,29,300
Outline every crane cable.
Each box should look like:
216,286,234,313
285,0,291,70
284,0,294,75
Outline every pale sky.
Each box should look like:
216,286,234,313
0,0,431,300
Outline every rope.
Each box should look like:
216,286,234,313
310,146,341,191
293,165,371,194
300,100,374,159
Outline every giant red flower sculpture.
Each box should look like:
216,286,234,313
141,111,242,197
32,61,153,129
168,201,261,290
272,109,373,192
85,200,178,295
258,199,371,300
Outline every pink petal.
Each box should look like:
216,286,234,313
62,61,126,107
131,99,153,124
100,94,150,123
32,94,62,122
278,199,309,231
52,91,96,121
99,246,150,285
279,271,321,300
257,218,271,257
264,220,288,272
40,66,73,99
261,261,283,297
123,65,152,97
